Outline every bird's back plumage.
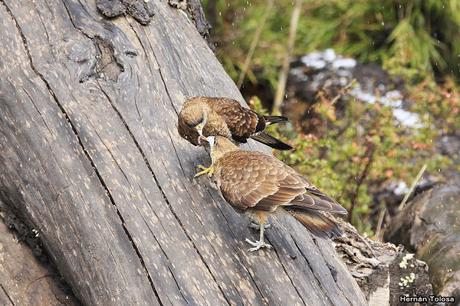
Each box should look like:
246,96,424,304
212,149,346,237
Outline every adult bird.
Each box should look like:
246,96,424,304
205,136,347,251
178,97,291,176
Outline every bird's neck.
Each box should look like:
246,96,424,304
210,147,239,164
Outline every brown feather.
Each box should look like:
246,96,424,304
288,210,342,238
177,119,201,146
213,148,347,215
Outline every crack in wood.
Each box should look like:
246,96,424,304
23,88,54,137
167,266,189,304
126,19,155,76
93,127,131,184
0,284,15,305
149,47,179,115
167,130,187,178
270,241,307,306
313,238,354,306
292,237,334,306
62,0,92,40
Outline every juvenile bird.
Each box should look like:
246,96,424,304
206,136,347,251
178,97,292,177
178,97,291,149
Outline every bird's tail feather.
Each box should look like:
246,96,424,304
287,209,343,238
263,115,289,125
250,132,292,150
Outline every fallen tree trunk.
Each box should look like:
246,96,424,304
0,0,387,305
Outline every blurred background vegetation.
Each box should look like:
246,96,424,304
203,0,460,236
206,0,460,85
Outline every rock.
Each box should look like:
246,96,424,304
372,178,439,222
385,183,460,300
285,49,420,133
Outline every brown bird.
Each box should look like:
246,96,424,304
205,136,347,251
178,96,292,149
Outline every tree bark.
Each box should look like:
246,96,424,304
0,201,80,306
0,0,367,305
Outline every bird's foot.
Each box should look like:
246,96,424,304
194,165,214,178
245,238,272,252
249,222,271,230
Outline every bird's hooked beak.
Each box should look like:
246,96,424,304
197,135,207,146
196,121,206,145
197,135,213,147
206,136,215,147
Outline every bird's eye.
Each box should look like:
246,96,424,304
186,117,204,128
196,122,204,130
195,119,205,135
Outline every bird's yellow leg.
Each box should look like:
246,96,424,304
194,165,214,178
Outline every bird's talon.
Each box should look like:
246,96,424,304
245,238,257,246
194,165,214,178
245,238,272,251
249,222,271,230
249,223,259,230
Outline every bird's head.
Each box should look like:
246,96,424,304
206,136,239,163
178,101,209,146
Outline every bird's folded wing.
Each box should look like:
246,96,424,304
218,152,307,211
212,99,258,138
218,151,347,215
283,167,348,215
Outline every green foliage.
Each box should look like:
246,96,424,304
207,0,460,86
410,78,460,134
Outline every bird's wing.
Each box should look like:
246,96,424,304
216,151,306,212
216,151,276,211
285,170,348,215
211,98,259,140
216,151,347,215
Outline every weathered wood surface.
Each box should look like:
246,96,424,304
0,203,80,306
0,0,366,305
